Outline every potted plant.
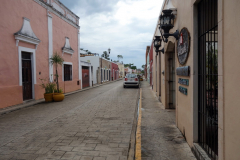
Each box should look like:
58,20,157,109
40,78,56,102
50,52,65,102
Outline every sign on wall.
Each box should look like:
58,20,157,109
177,27,190,65
176,66,190,76
178,78,189,86
179,86,187,95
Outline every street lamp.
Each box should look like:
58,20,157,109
153,36,162,55
159,9,179,42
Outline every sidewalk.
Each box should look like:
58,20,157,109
140,81,196,160
0,79,122,116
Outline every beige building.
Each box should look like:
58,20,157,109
117,62,124,78
150,0,240,159
97,58,111,83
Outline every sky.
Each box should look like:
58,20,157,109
60,0,164,69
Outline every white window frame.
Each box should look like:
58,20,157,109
18,46,36,100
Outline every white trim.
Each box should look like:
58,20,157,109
62,37,74,56
89,66,92,87
15,17,40,47
16,40,19,46
33,0,80,29
80,61,91,66
62,62,73,81
62,48,74,55
15,35,40,45
48,13,53,82
18,46,36,99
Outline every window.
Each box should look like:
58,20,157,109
126,74,137,78
64,64,72,81
104,69,105,80
107,70,108,80
198,0,218,159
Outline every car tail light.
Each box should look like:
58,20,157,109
125,78,128,81
135,78,138,81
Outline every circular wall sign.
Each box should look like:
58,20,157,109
177,27,190,65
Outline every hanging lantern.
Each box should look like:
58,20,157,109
153,36,162,55
159,9,179,42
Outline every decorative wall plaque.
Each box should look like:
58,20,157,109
176,66,190,76
177,27,190,65
179,86,187,95
178,78,189,86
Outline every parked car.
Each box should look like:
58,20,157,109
123,74,139,88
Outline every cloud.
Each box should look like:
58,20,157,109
60,0,163,68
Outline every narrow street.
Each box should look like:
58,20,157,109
0,81,139,160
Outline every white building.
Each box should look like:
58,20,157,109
81,56,100,85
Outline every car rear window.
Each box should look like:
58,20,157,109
126,74,137,78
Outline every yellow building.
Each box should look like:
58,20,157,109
117,62,124,78
150,0,240,159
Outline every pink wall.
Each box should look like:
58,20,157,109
111,63,118,80
51,13,80,93
0,0,80,109
0,0,48,108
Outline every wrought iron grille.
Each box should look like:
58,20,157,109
198,0,218,159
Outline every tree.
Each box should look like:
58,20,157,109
124,63,134,68
131,66,137,70
50,52,64,93
101,51,110,60
142,65,145,69
117,55,123,62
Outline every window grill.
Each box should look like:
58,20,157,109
198,0,218,159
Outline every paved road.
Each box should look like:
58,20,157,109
0,81,139,160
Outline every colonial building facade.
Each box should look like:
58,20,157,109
0,0,80,109
149,0,240,159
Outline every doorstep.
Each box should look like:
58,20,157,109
192,143,212,160
0,79,123,116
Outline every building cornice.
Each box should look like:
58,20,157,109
33,0,80,29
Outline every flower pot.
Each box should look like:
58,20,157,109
44,93,53,102
53,93,65,102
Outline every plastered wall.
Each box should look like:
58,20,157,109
222,0,240,159
0,0,80,108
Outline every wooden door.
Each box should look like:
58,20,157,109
22,52,32,101
82,66,89,88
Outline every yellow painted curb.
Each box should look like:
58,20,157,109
135,88,142,160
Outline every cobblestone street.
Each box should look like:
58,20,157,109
0,81,139,160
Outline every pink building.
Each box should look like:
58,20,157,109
111,62,119,80
0,0,80,109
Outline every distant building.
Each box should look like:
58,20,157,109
117,62,124,78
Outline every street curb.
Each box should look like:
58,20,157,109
0,79,123,116
127,87,140,160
